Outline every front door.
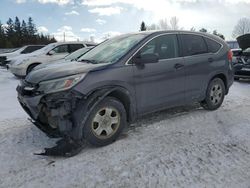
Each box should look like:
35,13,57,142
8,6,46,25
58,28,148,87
131,34,186,115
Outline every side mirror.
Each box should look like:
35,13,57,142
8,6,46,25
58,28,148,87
48,50,56,56
132,53,159,64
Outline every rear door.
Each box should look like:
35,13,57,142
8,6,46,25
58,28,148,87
131,34,186,115
180,34,212,102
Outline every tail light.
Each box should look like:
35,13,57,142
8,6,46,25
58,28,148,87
228,50,233,62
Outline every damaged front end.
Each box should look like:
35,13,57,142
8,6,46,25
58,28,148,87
17,80,87,156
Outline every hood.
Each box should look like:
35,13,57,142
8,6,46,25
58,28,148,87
0,51,19,58
25,61,108,84
33,59,68,71
237,34,250,50
8,53,31,61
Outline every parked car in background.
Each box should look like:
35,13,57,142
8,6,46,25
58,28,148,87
17,31,234,156
233,34,250,80
227,41,240,50
9,42,93,77
33,47,94,71
0,45,45,66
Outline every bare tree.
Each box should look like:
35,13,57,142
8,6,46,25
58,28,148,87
147,17,182,31
190,27,196,31
232,17,250,38
170,16,179,30
147,24,158,30
158,18,169,30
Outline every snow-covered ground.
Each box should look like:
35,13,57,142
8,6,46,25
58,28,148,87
0,67,250,188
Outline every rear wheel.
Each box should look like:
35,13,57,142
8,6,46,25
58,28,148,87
201,78,225,110
83,97,127,146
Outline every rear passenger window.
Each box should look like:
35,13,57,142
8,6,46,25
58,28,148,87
204,37,222,53
139,34,179,60
181,34,208,56
69,44,84,52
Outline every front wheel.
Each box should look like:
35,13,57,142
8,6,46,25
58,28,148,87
83,97,127,147
201,78,225,110
26,64,39,75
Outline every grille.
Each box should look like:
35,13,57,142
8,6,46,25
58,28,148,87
0,56,7,63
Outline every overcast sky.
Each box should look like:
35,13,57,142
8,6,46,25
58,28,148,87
1,0,250,42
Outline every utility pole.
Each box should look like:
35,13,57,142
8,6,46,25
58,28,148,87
63,32,65,42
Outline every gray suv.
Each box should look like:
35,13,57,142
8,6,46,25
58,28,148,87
17,31,234,156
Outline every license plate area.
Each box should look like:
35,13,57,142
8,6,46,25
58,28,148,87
241,67,250,71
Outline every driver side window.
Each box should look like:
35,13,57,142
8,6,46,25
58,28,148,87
51,45,68,54
137,34,179,60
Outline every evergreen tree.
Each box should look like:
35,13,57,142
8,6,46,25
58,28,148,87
6,18,15,47
21,20,28,45
14,17,21,46
140,21,147,31
0,21,6,48
199,28,208,33
1,16,56,48
27,17,37,36
213,30,225,40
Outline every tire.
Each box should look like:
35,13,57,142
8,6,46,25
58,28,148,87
201,78,225,111
27,64,39,75
83,97,127,147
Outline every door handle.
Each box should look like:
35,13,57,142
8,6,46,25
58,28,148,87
174,63,184,69
208,57,214,63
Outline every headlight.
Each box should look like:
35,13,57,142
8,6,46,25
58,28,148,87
15,58,30,65
37,74,86,94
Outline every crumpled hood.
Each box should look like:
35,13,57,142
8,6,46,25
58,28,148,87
25,61,108,84
237,34,250,50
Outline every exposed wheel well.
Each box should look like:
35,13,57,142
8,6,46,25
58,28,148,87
211,73,228,94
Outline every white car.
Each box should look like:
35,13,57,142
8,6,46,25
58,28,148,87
9,42,93,77
33,47,94,71
0,45,45,66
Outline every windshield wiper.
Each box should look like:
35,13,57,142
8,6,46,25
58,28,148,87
78,59,98,64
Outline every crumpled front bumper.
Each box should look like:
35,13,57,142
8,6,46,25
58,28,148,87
17,85,89,156
17,92,42,120
17,83,85,139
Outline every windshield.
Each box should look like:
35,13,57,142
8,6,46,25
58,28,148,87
227,41,239,49
78,34,146,64
65,47,90,61
30,43,56,55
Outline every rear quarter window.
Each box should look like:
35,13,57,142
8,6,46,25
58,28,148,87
204,37,222,53
21,46,43,54
69,44,84,52
181,34,208,56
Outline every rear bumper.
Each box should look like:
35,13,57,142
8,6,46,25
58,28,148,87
234,64,250,78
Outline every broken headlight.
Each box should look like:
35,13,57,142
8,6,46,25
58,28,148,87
37,74,86,94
